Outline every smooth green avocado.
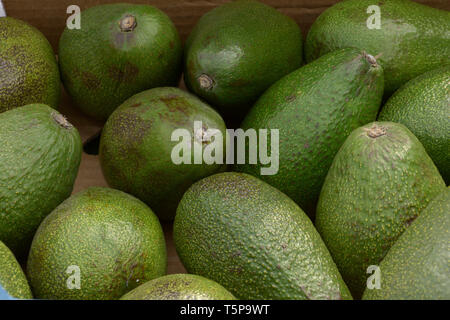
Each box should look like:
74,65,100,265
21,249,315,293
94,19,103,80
27,187,167,300
0,104,82,259
120,274,236,300
0,241,33,299
58,3,182,121
305,0,450,96
235,48,384,217
174,172,352,300
184,0,303,121
0,17,60,112
363,187,450,300
316,121,446,298
99,87,227,221
379,65,450,184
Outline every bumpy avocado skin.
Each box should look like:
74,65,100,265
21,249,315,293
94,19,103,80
174,172,352,300
0,17,60,112
379,66,450,184
236,48,384,217
121,274,236,300
58,3,182,121
0,104,82,259
316,121,446,298
99,87,227,221
305,0,450,96
184,0,303,119
363,187,450,300
0,241,33,299
27,187,167,300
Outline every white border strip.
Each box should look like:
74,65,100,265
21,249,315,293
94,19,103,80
0,0,6,17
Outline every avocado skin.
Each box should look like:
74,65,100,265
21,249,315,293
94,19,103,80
316,121,446,298
0,104,82,259
184,0,303,119
174,172,352,300
27,187,167,300
58,3,182,121
120,274,236,300
0,241,32,299
379,66,450,184
363,187,450,300
305,0,450,96
99,87,227,221
0,17,60,113
236,48,384,217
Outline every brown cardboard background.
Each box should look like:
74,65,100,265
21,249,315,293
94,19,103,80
3,0,450,51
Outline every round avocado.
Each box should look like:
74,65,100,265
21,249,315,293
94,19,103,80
58,3,182,121
99,87,227,221
184,0,303,120
0,104,82,259
0,17,60,113
0,241,33,299
27,187,167,300
120,274,236,300
379,65,450,184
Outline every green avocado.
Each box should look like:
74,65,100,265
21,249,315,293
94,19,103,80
316,121,446,298
0,241,33,299
99,87,227,221
27,187,167,300
120,274,236,300
58,3,182,121
184,0,303,121
305,0,450,96
174,172,352,300
0,104,82,259
362,187,450,300
235,48,384,217
379,66,450,184
0,17,60,113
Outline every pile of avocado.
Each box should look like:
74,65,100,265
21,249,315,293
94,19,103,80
0,0,448,301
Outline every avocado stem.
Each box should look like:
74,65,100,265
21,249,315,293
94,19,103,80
362,51,378,67
119,15,137,32
52,112,73,129
366,124,386,138
198,74,215,90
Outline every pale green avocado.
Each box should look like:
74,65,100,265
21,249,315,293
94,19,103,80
27,187,167,300
316,121,446,298
121,274,236,300
174,172,352,300
363,187,450,300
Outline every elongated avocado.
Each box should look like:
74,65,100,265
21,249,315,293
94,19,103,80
0,17,60,112
120,274,236,300
316,121,446,298
0,104,82,259
363,187,450,300
236,48,384,217
379,65,450,184
305,0,450,96
174,172,352,300
27,187,167,300
58,3,182,120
